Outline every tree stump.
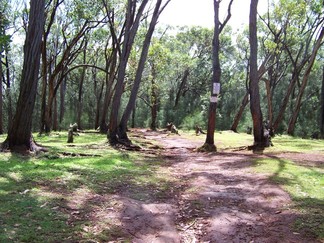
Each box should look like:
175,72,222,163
166,122,179,134
195,125,206,136
67,129,73,143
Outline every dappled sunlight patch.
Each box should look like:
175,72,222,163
67,186,95,210
252,156,324,238
6,172,23,182
32,187,65,202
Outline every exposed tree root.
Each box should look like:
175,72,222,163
248,144,265,154
197,143,217,152
60,152,102,157
1,138,48,154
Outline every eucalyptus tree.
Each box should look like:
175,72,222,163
321,66,324,138
39,0,105,133
249,0,268,149
201,0,233,152
269,0,324,134
136,36,172,130
107,0,150,144
98,0,126,133
108,0,173,144
138,26,213,130
0,0,16,134
2,0,45,151
117,0,171,141
0,1,11,134
287,27,324,135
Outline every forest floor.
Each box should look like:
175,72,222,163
100,128,322,243
1,129,322,242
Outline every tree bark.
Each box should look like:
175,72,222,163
4,55,12,129
230,54,270,132
174,68,190,108
99,49,117,133
40,58,48,133
287,27,324,135
52,96,58,131
230,93,249,132
320,66,324,138
203,1,221,151
150,68,158,131
265,78,273,126
249,0,265,149
201,0,233,151
108,0,149,144
77,41,87,130
59,78,66,126
0,59,3,134
2,0,45,151
118,0,169,140
42,18,93,134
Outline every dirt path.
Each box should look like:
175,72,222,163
117,129,318,243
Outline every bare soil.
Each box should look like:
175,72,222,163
64,129,322,242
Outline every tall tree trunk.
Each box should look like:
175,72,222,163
44,75,55,133
203,1,221,151
118,0,169,140
77,41,87,130
287,27,324,135
230,54,269,132
0,60,3,134
4,55,12,129
95,80,104,130
202,0,233,151
320,66,324,138
59,78,66,126
174,68,190,108
249,0,265,148
99,51,117,133
40,62,47,133
150,77,158,131
52,96,58,131
108,0,149,144
272,72,298,132
230,93,249,132
203,2,220,150
265,78,273,126
2,0,45,151
131,103,136,128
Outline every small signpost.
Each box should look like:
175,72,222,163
210,96,218,103
210,83,220,103
213,83,220,95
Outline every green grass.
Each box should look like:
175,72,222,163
0,131,171,242
269,135,324,153
179,130,254,149
253,157,324,238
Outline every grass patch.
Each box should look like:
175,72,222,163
179,130,254,149
269,135,324,153
253,157,324,238
0,131,170,242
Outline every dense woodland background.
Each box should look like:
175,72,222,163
0,0,323,141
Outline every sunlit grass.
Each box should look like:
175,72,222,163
0,131,159,242
253,157,324,238
178,130,254,149
269,135,324,153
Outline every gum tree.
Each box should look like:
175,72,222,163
2,0,45,151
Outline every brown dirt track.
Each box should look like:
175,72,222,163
103,129,320,243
